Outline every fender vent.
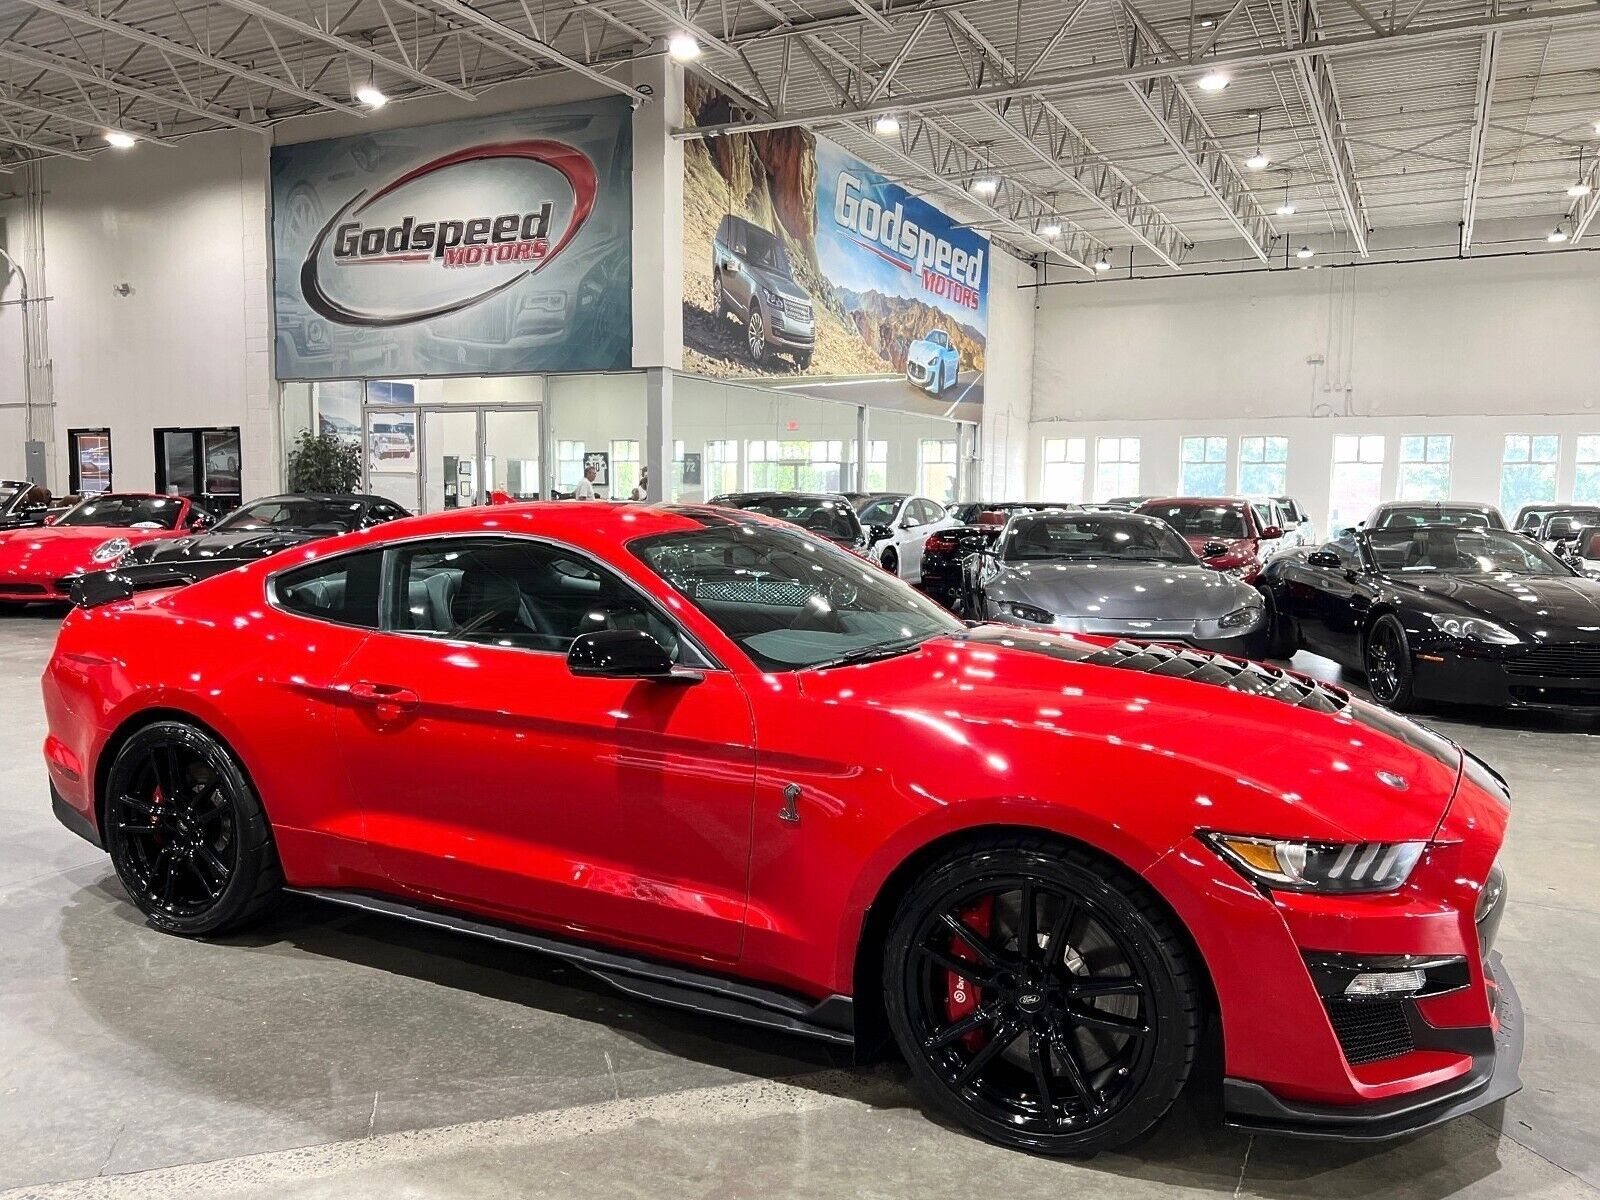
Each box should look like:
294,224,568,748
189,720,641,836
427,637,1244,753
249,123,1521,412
1080,640,1350,714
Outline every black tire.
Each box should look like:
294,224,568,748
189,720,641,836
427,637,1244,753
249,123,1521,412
883,836,1202,1156
1264,591,1297,659
795,350,813,371
1363,613,1416,711
746,302,771,366
881,547,900,578
102,721,282,936
713,273,730,320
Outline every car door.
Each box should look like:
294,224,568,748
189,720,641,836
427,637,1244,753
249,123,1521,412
331,534,758,961
893,499,932,576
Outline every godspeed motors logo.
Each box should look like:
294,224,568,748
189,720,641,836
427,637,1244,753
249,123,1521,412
298,140,597,328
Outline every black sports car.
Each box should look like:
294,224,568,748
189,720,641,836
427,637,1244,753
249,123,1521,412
920,502,1074,609
0,481,54,531
707,491,868,553
1262,523,1600,711
1361,500,1506,532
72,493,410,604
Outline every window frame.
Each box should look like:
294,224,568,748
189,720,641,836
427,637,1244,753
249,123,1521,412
269,533,719,668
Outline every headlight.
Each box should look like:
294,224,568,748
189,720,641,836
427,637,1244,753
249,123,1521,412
1428,613,1519,644
1218,603,1264,630
995,600,1054,624
761,286,783,305
1203,832,1426,893
91,537,131,564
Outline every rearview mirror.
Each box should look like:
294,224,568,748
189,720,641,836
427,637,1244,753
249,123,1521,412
567,629,687,682
1307,549,1343,569
1260,525,1284,540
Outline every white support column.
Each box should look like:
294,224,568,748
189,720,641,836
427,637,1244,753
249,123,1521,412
630,51,683,370
646,367,673,502
856,405,869,492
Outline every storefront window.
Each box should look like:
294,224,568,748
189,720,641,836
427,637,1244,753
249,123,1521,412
1328,435,1385,533
1094,437,1141,500
1397,435,1452,501
611,439,642,496
704,440,739,498
865,440,888,491
1041,437,1086,501
1179,436,1228,495
919,438,958,502
1239,436,1288,496
1499,434,1559,516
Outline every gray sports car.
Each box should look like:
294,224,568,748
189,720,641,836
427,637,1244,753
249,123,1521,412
980,510,1271,656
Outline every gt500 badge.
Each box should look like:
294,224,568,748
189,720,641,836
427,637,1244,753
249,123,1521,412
298,140,597,328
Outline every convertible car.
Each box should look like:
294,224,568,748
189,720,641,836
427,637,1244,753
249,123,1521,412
73,493,411,604
0,493,212,604
45,503,1519,1155
1262,523,1600,710
0,480,54,531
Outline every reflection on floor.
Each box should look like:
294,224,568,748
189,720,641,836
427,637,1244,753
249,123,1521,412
1,612,1595,1199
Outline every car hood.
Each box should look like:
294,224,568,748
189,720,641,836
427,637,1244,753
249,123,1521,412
0,524,179,577
907,340,941,361
751,267,807,303
797,626,1462,845
1399,572,1600,633
130,529,321,564
986,560,1252,619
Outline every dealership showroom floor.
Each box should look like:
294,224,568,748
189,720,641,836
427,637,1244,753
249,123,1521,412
1,608,1593,1200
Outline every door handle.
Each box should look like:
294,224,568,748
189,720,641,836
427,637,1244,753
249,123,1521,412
346,681,421,715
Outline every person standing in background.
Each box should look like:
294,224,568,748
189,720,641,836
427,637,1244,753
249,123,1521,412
573,463,599,500
629,467,650,502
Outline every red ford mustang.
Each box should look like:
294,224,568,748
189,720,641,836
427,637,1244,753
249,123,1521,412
42,503,1520,1154
0,493,211,603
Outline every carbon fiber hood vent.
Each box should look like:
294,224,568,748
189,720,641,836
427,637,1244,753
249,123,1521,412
1079,639,1350,714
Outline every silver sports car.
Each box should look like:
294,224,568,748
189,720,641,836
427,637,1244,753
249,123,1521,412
980,510,1271,656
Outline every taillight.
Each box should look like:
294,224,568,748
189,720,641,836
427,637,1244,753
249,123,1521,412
926,532,958,553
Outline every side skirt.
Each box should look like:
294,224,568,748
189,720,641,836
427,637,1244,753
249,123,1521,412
287,888,855,1046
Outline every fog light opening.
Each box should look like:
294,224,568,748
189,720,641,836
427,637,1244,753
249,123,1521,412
1344,969,1427,998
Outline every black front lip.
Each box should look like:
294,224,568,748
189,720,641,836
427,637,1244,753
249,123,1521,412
1222,951,1523,1140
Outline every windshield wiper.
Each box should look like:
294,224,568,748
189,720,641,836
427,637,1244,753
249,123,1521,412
808,633,936,671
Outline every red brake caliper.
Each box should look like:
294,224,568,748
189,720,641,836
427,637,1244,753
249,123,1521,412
944,896,994,1052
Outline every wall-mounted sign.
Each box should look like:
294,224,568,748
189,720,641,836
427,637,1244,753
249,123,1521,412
273,99,632,380
682,79,988,421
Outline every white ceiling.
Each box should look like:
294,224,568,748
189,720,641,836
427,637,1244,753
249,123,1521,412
2,0,1598,270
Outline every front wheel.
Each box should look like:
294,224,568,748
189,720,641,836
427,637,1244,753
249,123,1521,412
881,547,900,578
883,838,1201,1156
1364,614,1416,710
103,721,282,936
746,304,770,366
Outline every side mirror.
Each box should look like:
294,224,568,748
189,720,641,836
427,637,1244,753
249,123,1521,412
1260,525,1284,540
867,523,893,545
567,629,685,681
1307,550,1343,569
1201,539,1230,559
1337,527,1357,538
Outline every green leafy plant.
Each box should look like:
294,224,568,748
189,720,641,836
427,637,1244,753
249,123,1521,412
285,430,361,494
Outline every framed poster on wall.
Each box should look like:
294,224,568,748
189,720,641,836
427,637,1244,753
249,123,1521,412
68,428,113,495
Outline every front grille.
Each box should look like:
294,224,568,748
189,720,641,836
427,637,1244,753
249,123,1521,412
1079,640,1349,714
1327,1001,1415,1065
0,583,46,596
1505,644,1600,677
782,296,813,322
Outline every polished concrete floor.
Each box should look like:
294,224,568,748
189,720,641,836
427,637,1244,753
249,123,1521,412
1,608,1597,1199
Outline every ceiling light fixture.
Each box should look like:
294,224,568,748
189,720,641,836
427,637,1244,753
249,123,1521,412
1094,250,1113,271
103,130,137,149
1296,244,1315,259
1548,223,1569,243
971,175,1000,197
1040,220,1062,238
1197,69,1231,93
1245,111,1269,170
1196,12,1218,27
1274,174,1296,216
355,84,388,108
1569,148,1592,197
873,113,900,136
667,33,702,61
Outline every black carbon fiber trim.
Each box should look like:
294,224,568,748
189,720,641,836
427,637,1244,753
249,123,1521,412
1077,639,1350,714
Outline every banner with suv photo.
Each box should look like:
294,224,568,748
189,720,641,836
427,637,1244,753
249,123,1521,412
272,98,632,380
683,80,988,421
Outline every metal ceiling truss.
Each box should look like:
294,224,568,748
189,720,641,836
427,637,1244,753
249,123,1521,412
1459,29,1499,253
1292,0,1371,255
1565,158,1600,243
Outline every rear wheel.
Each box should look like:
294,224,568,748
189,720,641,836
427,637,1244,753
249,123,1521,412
1364,614,1416,710
883,838,1201,1155
103,721,281,936
881,547,900,578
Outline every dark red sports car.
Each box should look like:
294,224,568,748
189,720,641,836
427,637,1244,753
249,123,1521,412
1138,497,1282,584
0,493,211,603
42,503,1519,1155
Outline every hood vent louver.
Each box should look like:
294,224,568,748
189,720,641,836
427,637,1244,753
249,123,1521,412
1081,640,1350,714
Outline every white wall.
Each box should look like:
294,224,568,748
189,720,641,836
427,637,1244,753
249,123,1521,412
1029,240,1600,528
978,248,1038,501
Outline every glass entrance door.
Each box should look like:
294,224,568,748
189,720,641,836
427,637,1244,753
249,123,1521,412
422,408,483,511
365,404,545,514
484,407,543,501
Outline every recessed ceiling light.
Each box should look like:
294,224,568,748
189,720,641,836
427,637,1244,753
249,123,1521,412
668,33,701,62
1548,224,1569,243
104,130,137,149
1296,244,1314,259
1246,151,1270,171
1276,200,1297,216
1196,69,1231,93
355,84,388,108
873,114,900,136
970,175,1000,198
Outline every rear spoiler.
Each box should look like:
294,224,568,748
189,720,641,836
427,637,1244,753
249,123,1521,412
69,562,229,608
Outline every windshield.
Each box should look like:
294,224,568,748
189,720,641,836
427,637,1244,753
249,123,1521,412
57,495,183,529
1140,503,1248,540
632,525,960,670
1366,526,1573,577
1002,513,1196,563
856,496,904,525
744,227,791,275
218,497,365,534
715,497,860,543
1372,506,1494,531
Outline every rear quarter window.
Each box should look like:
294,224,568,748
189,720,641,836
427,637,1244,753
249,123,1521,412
273,549,383,628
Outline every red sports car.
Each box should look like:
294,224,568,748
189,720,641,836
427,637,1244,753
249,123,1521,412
0,493,211,603
42,503,1520,1155
1138,497,1282,584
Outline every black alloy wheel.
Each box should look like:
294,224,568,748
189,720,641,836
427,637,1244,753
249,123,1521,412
884,839,1201,1155
103,721,282,936
1364,614,1416,710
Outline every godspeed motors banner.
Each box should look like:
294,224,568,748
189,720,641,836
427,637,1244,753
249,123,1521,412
272,98,632,380
682,79,988,422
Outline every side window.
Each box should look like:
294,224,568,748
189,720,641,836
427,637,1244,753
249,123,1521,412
390,538,680,658
914,499,943,525
274,549,383,628
368,502,408,525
